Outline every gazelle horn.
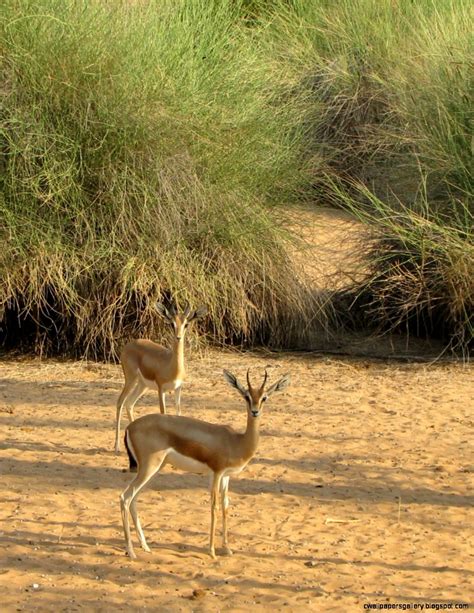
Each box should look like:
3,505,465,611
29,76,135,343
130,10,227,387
246,369,253,391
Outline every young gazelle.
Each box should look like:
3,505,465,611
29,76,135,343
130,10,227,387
120,368,290,559
114,302,207,453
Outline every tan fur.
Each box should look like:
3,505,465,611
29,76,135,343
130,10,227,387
114,304,206,453
128,413,258,474
121,340,180,384
120,369,290,559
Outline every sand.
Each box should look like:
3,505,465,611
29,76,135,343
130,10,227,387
1,350,473,612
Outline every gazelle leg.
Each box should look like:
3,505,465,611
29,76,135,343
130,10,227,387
158,387,167,415
209,473,223,559
115,378,137,453
175,385,182,416
120,453,167,559
220,476,232,555
125,380,146,422
130,499,151,553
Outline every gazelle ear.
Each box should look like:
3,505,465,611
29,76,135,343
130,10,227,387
155,302,172,321
266,373,290,397
189,305,207,321
223,369,247,397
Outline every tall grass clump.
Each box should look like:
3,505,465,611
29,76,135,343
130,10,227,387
1,0,472,357
261,0,473,353
264,0,472,198
329,181,473,354
0,0,320,358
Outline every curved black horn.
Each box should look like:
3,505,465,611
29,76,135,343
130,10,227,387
183,302,192,319
260,368,268,392
246,369,253,391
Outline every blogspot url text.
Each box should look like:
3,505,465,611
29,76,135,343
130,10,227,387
363,604,469,611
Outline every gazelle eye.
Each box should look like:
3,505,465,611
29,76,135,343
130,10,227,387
262,395,268,402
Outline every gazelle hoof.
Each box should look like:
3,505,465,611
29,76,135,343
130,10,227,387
221,546,233,556
126,548,137,560
209,548,216,559
142,544,151,553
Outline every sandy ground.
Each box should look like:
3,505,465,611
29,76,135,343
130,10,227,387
0,350,473,612
286,205,366,291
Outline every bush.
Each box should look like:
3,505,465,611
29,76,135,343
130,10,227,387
0,0,319,358
263,0,473,353
1,0,471,357
328,181,473,354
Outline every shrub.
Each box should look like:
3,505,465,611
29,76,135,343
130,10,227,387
0,0,318,358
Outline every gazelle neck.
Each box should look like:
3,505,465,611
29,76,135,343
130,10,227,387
171,336,185,374
241,412,261,458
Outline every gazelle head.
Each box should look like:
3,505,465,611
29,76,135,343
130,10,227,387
223,369,290,418
155,302,207,342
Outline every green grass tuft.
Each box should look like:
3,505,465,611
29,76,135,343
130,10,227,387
261,0,473,353
1,0,472,357
0,0,320,358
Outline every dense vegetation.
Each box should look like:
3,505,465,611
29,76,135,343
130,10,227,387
267,0,473,353
0,0,318,358
1,0,472,357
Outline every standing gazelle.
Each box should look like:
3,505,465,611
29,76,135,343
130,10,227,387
114,302,207,453
120,368,290,559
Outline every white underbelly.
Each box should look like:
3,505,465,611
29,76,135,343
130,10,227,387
139,374,182,392
165,449,210,475
222,461,249,477
162,379,182,392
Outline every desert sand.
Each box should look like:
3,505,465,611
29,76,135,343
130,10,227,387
0,349,472,612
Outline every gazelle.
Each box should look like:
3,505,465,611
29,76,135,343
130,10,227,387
114,302,207,453
120,368,290,559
